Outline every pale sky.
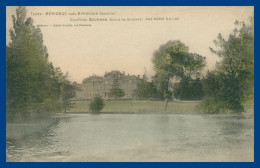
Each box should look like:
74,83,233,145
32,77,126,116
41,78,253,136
6,6,254,83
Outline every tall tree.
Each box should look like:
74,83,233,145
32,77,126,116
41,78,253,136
6,7,75,119
200,18,254,113
109,78,125,99
7,7,52,115
152,40,206,111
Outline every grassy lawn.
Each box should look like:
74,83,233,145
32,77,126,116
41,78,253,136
68,100,201,113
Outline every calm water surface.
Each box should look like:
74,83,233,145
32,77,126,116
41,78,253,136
6,113,254,162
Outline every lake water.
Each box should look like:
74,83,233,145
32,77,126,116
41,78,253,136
6,113,254,162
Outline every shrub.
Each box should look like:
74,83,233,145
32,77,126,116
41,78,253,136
89,96,105,113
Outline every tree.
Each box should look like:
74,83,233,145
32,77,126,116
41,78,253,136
200,18,254,113
173,77,204,100
6,7,75,120
152,40,206,111
109,78,125,99
134,82,158,99
52,67,76,112
7,7,53,116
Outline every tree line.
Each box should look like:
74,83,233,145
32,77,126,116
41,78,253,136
7,7,253,116
135,18,254,113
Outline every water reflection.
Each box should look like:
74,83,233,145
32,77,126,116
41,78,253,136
6,114,254,162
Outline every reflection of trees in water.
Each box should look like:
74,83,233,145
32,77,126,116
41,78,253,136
6,114,254,162
216,120,244,135
6,116,73,161
155,115,184,143
155,114,169,131
214,118,253,146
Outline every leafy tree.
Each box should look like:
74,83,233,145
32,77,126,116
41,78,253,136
6,7,75,120
134,82,158,99
173,77,204,100
7,7,53,116
200,18,254,113
109,78,125,99
52,67,76,112
152,40,206,111
89,96,105,113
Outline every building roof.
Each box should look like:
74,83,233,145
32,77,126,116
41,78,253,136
82,70,142,84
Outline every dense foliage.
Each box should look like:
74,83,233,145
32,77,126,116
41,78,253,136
89,96,105,113
6,7,75,120
200,19,254,113
152,41,206,101
109,78,125,99
134,82,159,99
173,77,204,100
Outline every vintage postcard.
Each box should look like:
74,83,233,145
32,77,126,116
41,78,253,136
6,6,254,162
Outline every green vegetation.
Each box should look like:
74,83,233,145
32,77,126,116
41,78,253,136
134,82,159,99
152,40,206,111
6,7,253,116
173,77,204,100
69,100,201,113
89,97,105,113
109,78,125,99
199,18,254,113
6,7,75,120
146,18,254,114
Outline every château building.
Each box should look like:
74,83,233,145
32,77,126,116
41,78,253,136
74,71,143,100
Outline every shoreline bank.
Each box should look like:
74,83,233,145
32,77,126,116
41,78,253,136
68,100,202,113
